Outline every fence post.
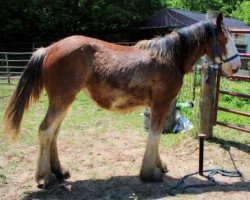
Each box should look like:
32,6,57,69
199,11,220,139
5,53,10,84
32,43,35,52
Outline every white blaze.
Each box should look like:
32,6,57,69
222,35,241,75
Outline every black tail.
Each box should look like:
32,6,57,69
2,48,47,141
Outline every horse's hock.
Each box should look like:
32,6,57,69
143,100,177,133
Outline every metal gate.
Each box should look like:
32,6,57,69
213,29,250,133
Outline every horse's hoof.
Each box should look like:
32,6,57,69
37,173,57,189
52,167,71,181
62,169,70,180
43,173,57,189
158,161,169,173
140,167,164,182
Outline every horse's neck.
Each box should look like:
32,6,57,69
181,44,206,74
176,29,211,74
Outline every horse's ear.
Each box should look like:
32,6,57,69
216,13,224,29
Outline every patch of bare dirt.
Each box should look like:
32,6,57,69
0,131,249,200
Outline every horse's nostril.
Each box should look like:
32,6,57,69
232,68,239,73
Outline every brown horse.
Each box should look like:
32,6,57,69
2,13,240,188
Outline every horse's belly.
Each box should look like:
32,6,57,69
83,87,148,113
109,96,146,113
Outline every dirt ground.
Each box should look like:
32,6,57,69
0,130,249,200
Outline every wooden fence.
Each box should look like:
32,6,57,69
0,52,32,83
0,42,137,84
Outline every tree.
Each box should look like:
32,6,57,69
161,0,246,19
0,0,163,43
232,1,250,25
0,0,248,44
161,0,224,13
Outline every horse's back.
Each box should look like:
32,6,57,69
42,35,151,89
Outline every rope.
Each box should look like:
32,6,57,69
168,169,242,196
192,65,198,101
205,63,219,85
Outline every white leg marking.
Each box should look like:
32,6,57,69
36,112,67,184
140,131,163,181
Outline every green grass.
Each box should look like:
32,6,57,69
0,173,7,186
0,75,249,151
217,78,250,127
180,76,250,128
164,74,250,146
0,79,145,147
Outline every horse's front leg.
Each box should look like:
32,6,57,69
140,130,163,181
140,100,172,181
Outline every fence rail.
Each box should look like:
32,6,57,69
230,28,250,34
213,56,250,134
0,52,32,83
216,121,250,133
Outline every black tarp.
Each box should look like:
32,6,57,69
140,8,249,29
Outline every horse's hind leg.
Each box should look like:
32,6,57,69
50,124,70,180
35,105,69,188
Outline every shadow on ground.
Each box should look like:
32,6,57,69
208,136,250,154
23,174,250,200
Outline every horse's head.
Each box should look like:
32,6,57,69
206,13,241,75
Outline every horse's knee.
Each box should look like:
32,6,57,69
38,107,66,139
38,119,57,143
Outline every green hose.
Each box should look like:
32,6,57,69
168,169,242,196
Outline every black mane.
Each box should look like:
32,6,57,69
176,20,213,51
135,20,213,63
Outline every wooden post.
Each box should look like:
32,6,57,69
5,53,10,84
32,43,35,52
199,11,220,139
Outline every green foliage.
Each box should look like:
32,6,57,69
162,0,223,13
0,0,247,43
0,174,7,186
161,0,246,18
217,78,250,127
0,0,162,42
175,75,250,142
232,1,250,25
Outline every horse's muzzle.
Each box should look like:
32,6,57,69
232,67,239,74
